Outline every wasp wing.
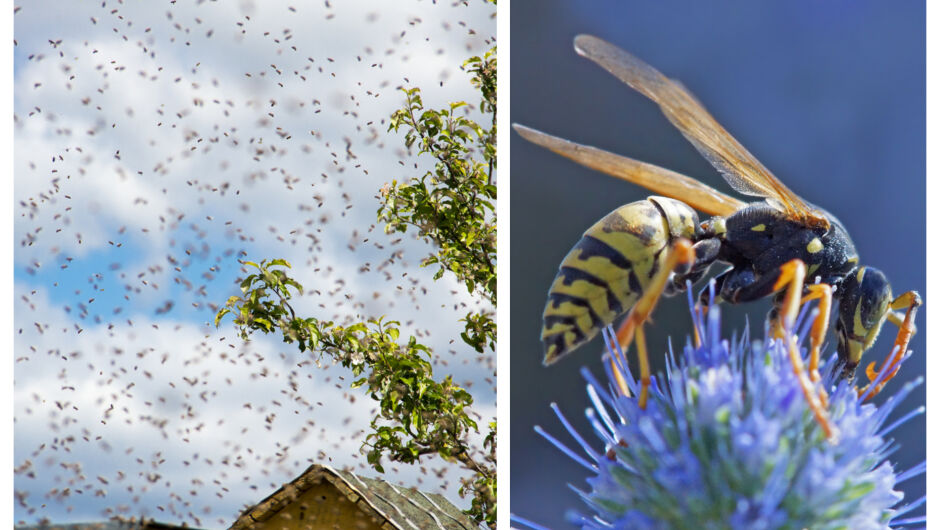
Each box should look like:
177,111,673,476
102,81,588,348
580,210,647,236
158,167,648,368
514,124,743,217
573,34,828,229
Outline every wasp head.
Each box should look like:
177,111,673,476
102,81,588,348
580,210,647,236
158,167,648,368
835,266,892,380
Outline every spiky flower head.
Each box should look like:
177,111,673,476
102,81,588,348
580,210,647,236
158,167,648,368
514,290,924,529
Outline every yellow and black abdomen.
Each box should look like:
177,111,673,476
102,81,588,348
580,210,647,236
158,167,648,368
542,196,699,364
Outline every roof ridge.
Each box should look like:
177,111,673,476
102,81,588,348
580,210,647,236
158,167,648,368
358,482,421,530
337,468,412,530
386,482,446,530
416,489,476,530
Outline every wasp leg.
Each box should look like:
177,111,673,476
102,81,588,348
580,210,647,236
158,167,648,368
697,266,781,331
773,260,804,329
666,238,720,296
800,283,833,408
860,290,922,401
707,265,795,339
773,259,837,440
634,324,650,403
693,267,730,311
612,238,696,408
720,267,783,304
886,309,917,336
767,293,786,340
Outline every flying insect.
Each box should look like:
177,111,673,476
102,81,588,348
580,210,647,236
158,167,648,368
514,35,920,436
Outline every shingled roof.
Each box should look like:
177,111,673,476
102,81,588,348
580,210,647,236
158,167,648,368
230,464,478,530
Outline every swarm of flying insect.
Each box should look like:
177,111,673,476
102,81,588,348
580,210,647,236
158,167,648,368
514,35,920,435
14,1,494,526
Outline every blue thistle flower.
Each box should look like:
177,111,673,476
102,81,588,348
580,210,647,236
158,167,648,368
512,289,925,529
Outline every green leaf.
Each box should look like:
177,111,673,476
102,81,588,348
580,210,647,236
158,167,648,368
214,308,230,327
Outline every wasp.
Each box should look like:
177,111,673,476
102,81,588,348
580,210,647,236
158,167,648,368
515,35,920,438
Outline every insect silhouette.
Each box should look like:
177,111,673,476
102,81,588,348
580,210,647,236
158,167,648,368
514,35,920,437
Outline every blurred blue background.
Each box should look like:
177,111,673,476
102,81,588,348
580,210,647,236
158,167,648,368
510,1,925,526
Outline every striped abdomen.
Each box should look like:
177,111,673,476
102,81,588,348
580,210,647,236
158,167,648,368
542,196,699,364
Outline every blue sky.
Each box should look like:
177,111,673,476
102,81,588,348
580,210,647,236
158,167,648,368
14,1,495,526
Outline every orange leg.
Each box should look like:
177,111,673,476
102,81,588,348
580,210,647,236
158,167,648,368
612,239,695,407
800,284,833,409
634,325,651,407
773,260,837,440
861,291,922,401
